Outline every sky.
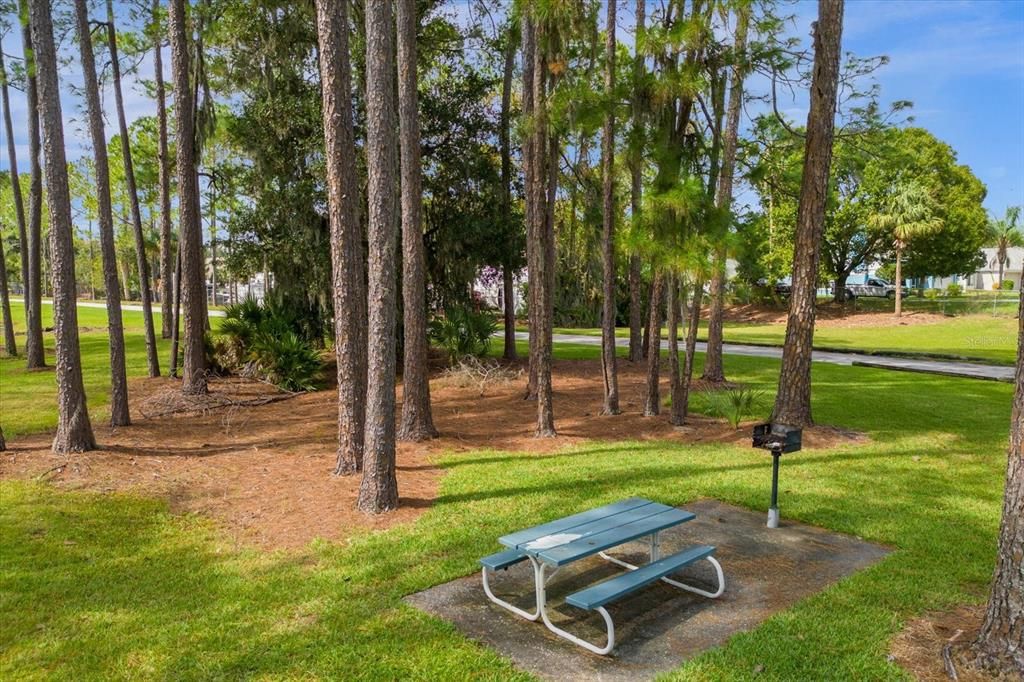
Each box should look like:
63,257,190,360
1,0,1022,217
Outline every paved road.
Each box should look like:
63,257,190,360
515,331,1016,383
22,298,227,318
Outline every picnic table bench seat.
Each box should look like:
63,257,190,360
565,544,716,610
479,548,528,572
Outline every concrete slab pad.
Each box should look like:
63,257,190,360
404,499,889,681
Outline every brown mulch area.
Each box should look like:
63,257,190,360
723,303,949,327
1,359,867,551
889,605,1015,681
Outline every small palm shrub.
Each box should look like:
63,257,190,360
945,282,964,298
699,386,766,429
214,297,323,391
428,306,498,364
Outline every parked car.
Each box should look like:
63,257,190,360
845,277,906,299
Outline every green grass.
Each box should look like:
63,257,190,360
530,311,1019,366
1,302,174,437
1,324,1015,679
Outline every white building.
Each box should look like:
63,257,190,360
921,247,1022,292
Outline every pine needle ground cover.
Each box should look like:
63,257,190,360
0,336,1012,679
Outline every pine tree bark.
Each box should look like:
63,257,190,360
0,220,15,356
599,0,620,415
169,0,207,395
106,0,159,377
357,0,401,513
666,274,680,423
500,27,517,361
770,0,844,428
20,0,44,370
971,286,1024,676
643,273,664,416
316,0,367,475
154,0,173,339
75,0,130,427
703,4,750,384
675,278,703,425
0,49,28,318
0,424,5,451
521,15,538,399
532,26,556,438
30,0,95,453
627,0,646,364
396,0,437,442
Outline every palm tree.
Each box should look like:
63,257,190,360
869,181,942,318
29,0,95,452
986,206,1022,290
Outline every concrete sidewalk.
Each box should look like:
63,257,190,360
515,331,1015,383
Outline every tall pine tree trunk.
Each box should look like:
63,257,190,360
316,0,366,475
0,221,15,356
532,26,556,438
643,273,664,416
971,286,1024,675
0,49,28,320
396,0,437,442
675,278,703,425
627,0,645,364
357,0,401,512
169,0,207,395
500,27,517,361
20,0,45,370
30,0,95,453
703,4,750,384
666,274,680,423
771,0,844,428
75,0,130,427
599,0,620,415
106,0,159,377
153,0,174,339
522,16,538,400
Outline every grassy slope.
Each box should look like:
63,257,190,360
540,313,1019,365
0,335,1014,679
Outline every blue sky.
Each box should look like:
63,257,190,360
1,0,1022,216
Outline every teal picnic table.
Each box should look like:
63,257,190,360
480,497,725,655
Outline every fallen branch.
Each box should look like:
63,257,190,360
942,628,963,681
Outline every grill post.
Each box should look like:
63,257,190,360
752,423,802,529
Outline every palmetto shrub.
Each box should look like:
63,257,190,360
214,297,323,391
698,386,766,429
428,306,498,364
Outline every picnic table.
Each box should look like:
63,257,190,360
480,497,725,655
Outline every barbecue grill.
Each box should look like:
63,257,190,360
752,423,802,528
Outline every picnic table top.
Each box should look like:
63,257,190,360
499,497,695,567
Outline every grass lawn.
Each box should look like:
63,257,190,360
534,312,1019,366
1,302,175,438
1,327,1014,678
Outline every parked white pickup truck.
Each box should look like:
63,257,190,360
845,277,903,299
